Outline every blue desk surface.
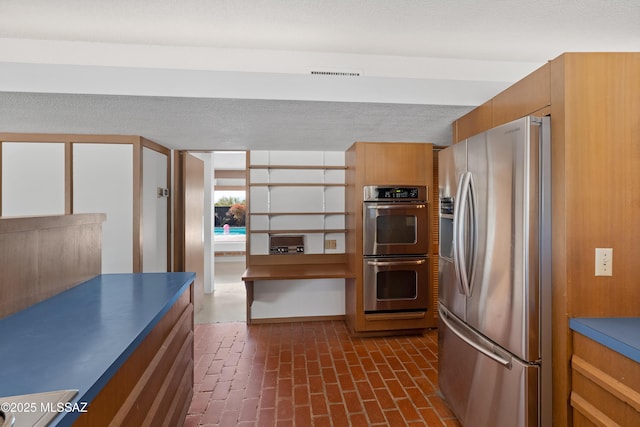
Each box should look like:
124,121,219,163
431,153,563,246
570,317,640,364
0,272,195,426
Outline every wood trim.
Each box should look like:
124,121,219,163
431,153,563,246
242,263,351,281
215,169,246,179
213,185,246,191
249,183,347,187
570,392,621,427
173,151,185,272
0,133,139,144
431,147,439,321
251,211,347,216
133,138,143,272
0,213,106,233
159,146,173,272
572,355,640,412
250,228,347,234
549,54,571,427
141,136,171,156
0,141,3,215
364,311,426,321
245,151,252,258
65,142,73,214
250,165,347,170
250,314,345,324
248,253,347,266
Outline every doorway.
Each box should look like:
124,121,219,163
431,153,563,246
192,151,247,323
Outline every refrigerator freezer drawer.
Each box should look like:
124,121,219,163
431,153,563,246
438,308,540,427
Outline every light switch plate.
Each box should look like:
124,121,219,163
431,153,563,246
595,248,613,276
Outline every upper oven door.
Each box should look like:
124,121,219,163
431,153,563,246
363,202,429,256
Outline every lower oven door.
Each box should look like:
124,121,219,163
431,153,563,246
364,256,429,312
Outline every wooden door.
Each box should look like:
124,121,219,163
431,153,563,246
174,151,205,311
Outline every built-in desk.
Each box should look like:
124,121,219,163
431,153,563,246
241,263,353,324
0,272,195,427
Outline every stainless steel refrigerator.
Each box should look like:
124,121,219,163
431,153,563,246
437,116,551,426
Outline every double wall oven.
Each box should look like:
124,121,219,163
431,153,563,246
363,185,429,313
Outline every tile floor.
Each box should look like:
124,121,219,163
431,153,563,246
195,259,247,324
185,321,461,427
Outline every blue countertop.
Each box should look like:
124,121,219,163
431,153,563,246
570,317,640,364
0,272,195,426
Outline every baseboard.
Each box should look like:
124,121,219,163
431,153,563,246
250,314,346,324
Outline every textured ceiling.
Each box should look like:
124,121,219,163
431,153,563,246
0,0,638,150
0,92,472,150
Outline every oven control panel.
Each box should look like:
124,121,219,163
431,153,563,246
363,185,427,202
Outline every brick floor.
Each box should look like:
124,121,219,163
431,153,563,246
186,321,461,426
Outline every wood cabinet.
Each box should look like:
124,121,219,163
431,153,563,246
452,62,551,143
345,142,436,335
72,284,194,427
360,142,433,184
450,52,640,426
571,331,640,426
492,62,551,127
453,100,493,143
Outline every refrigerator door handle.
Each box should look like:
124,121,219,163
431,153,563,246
455,171,473,297
466,173,478,295
452,174,466,295
439,304,512,369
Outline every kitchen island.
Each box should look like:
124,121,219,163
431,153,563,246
0,272,195,426
570,317,640,425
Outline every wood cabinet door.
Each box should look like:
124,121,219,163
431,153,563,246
174,152,205,311
454,100,493,143
492,62,550,127
362,142,431,185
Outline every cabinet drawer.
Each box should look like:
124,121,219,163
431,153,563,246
571,332,640,426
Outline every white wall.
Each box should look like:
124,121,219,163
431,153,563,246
191,152,213,293
252,278,345,319
1,142,65,216
142,147,168,272
73,144,133,273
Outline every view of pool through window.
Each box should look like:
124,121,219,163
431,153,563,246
214,226,247,235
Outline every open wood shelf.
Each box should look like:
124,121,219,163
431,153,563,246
251,211,347,216
249,183,346,187
250,228,347,234
250,165,347,170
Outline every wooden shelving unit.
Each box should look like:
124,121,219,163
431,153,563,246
247,151,347,259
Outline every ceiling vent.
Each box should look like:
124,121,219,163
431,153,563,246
309,69,361,77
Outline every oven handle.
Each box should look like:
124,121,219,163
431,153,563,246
366,204,427,210
366,259,426,267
